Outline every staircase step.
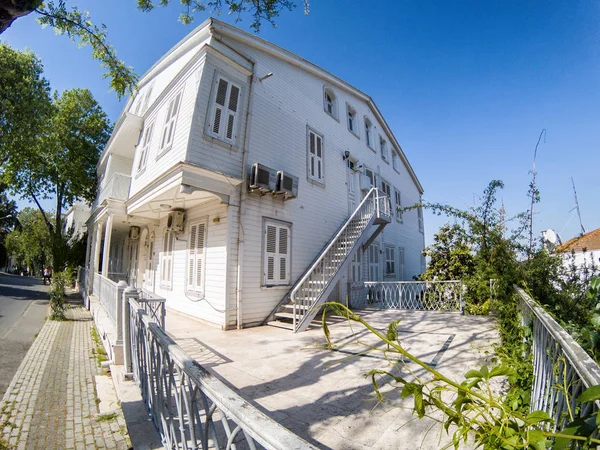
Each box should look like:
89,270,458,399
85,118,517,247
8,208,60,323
267,320,295,330
274,311,296,320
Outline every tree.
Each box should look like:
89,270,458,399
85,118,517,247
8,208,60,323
421,223,475,281
0,0,309,98
2,86,111,271
0,183,18,267
0,43,53,167
5,207,52,274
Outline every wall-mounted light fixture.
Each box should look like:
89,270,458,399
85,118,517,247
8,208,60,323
259,72,274,82
342,150,350,161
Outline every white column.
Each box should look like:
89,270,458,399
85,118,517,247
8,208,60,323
101,214,113,277
93,223,103,274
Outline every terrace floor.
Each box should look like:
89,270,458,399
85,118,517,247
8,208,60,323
166,308,499,450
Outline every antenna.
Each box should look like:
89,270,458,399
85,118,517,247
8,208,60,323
528,129,546,257
571,176,586,236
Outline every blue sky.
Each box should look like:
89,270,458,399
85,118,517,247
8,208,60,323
2,0,599,247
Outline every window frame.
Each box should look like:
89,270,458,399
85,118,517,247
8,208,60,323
323,86,339,120
186,219,208,295
364,117,374,150
346,103,359,138
262,218,292,287
307,127,325,187
392,151,400,173
136,120,155,174
394,188,403,223
381,178,392,199
385,245,396,277
418,206,424,233
160,229,175,289
206,73,243,146
380,136,389,163
157,90,183,158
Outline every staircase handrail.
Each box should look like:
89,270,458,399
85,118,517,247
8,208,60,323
289,187,386,305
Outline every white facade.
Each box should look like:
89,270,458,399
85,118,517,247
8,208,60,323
86,19,425,330
64,201,91,241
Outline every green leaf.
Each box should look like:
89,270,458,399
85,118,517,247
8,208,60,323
527,430,547,450
553,416,597,450
489,365,517,378
525,410,552,425
465,369,483,379
577,385,600,404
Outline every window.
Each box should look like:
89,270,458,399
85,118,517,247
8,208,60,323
208,76,241,143
161,230,175,288
187,221,207,293
398,247,405,280
144,236,155,288
323,87,338,119
137,121,154,173
385,246,396,277
159,91,182,153
263,220,291,286
394,189,403,223
351,249,361,283
380,137,388,162
307,129,324,184
381,179,391,199
365,118,373,149
392,151,399,172
347,104,358,136
418,207,424,232
365,168,376,190
141,83,154,115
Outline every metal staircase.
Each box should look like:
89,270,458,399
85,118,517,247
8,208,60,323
267,188,391,332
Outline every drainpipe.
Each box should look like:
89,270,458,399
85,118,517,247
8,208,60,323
211,32,256,329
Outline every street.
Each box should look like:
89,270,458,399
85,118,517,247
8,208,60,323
0,272,49,398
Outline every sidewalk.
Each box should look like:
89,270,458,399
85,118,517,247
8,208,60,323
0,301,132,450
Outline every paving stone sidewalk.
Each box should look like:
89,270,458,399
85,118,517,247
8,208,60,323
0,304,131,450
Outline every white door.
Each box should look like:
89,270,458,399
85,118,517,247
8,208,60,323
368,243,381,281
128,241,139,287
347,160,358,214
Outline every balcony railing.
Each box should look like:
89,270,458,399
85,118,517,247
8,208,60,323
516,287,600,430
93,172,131,210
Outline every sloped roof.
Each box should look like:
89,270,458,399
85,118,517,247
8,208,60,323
557,227,600,253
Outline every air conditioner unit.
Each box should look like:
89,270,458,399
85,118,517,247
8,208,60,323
360,169,376,192
249,162,277,193
129,226,140,240
275,171,298,199
167,210,186,233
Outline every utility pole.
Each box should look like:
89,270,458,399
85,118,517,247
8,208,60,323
528,129,546,258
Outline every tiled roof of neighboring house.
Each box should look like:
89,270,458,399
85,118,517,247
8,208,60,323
557,227,600,253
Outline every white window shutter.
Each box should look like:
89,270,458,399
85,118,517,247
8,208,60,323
226,85,240,140
187,224,197,290
265,225,277,283
195,223,206,291
278,226,289,282
212,78,229,135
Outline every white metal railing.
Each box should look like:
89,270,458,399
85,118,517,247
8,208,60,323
99,274,119,326
516,287,600,431
288,188,391,331
127,298,317,450
350,281,464,312
138,289,166,329
93,172,131,210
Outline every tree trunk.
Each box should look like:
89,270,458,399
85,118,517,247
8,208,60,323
52,188,64,271
0,0,42,34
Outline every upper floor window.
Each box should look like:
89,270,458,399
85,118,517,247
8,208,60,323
323,87,338,119
385,246,396,277
364,167,376,191
307,128,324,184
392,151,399,172
365,118,373,149
137,121,154,173
208,76,241,144
141,83,154,116
347,104,358,137
418,207,424,233
380,137,388,162
263,219,291,286
159,91,183,153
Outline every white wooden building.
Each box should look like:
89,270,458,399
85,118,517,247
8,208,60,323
85,18,425,331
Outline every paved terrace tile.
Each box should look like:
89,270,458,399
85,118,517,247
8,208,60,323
0,305,131,450
166,308,498,450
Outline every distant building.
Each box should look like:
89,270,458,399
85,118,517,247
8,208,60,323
556,227,600,279
64,201,91,241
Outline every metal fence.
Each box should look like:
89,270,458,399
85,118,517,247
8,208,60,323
349,281,464,312
516,287,600,430
138,289,166,329
127,297,317,450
